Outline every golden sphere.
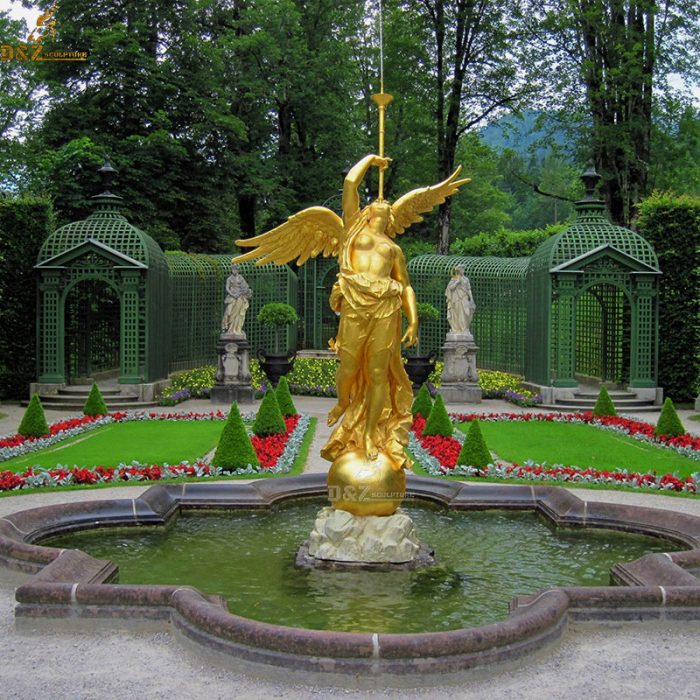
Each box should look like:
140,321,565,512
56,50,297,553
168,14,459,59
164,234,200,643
327,450,406,517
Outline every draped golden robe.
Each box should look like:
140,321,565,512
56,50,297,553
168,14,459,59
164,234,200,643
321,270,414,470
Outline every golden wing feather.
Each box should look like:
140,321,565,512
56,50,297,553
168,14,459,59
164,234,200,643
233,206,344,266
390,167,471,236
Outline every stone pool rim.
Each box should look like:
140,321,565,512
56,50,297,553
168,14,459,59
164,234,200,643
2,473,700,675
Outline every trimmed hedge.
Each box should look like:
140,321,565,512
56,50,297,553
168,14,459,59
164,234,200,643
252,388,286,436
637,194,700,402
83,383,108,416
423,394,453,437
275,376,297,417
457,420,492,468
0,197,54,399
655,398,685,437
18,394,49,438
212,402,259,469
593,386,617,417
412,384,433,419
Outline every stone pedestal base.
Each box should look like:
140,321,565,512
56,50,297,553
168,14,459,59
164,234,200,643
210,334,253,405
440,334,481,403
210,383,254,405
303,507,432,566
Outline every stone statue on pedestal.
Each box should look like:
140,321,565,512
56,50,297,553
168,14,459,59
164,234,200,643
221,264,252,337
440,265,481,403
446,265,476,338
210,264,254,404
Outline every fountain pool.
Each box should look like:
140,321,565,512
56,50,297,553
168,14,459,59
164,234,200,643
3,475,700,675
46,500,677,634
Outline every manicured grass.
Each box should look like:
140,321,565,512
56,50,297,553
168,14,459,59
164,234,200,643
459,421,700,478
0,418,317,498
2,421,225,471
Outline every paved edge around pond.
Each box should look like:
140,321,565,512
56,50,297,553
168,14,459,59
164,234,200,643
2,396,700,696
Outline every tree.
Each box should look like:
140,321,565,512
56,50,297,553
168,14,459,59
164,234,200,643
648,101,700,195
402,0,536,252
449,134,512,238
0,12,43,193
527,0,700,226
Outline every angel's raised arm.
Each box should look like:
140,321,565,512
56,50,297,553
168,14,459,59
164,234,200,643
342,154,391,226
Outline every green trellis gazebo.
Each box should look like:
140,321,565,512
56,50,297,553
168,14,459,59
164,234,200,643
34,166,297,394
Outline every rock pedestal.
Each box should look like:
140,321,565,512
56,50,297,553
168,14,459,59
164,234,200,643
210,333,254,404
439,332,482,403
296,507,435,571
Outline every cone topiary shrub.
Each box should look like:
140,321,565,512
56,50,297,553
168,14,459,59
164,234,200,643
655,397,685,437
252,387,286,436
18,393,49,438
592,386,617,417
83,383,109,416
275,376,297,417
412,384,433,419
422,394,453,437
212,402,259,469
457,420,492,468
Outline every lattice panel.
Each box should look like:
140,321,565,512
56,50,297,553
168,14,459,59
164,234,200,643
166,253,298,372
575,284,629,384
120,283,141,381
408,255,529,374
298,257,339,349
63,280,120,380
39,284,61,380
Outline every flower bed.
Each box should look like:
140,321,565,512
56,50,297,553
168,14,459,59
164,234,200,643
158,362,541,406
0,411,311,492
409,412,700,495
450,411,700,460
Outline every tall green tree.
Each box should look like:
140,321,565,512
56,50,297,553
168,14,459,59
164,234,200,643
528,0,700,226
400,0,536,252
0,11,43,193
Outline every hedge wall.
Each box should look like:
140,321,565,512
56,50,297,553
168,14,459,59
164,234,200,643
637,193,700,403
0,197,55,399
449,224,565,257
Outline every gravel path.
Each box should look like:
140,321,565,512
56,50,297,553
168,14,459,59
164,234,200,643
3,397,700,697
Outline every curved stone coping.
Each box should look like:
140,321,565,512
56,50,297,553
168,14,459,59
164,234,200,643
2,474,700,675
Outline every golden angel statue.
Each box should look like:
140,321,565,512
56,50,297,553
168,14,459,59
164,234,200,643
234,154,468,514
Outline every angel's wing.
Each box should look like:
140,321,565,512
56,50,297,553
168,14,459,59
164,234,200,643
233,206,344,266
389,167,471,236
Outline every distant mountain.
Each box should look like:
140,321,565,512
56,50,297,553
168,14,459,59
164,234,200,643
479,111,569,157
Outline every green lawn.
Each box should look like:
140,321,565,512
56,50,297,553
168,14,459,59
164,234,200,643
460,421,700,478
2,421,225,471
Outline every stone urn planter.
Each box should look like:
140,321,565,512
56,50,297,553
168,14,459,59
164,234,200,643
404,354,436,391
257,350,296,387
256,302,299,387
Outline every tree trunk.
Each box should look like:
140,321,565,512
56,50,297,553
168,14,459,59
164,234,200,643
437,198,452,254
238,193,256,238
